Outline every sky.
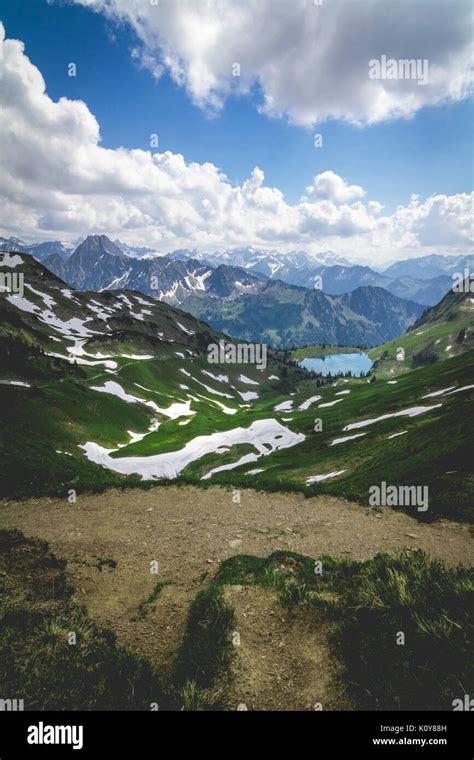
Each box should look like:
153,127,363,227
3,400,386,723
0,0,472,266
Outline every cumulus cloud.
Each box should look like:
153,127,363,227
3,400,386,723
70,0,473,126
0,22,472,265
305,172,366,203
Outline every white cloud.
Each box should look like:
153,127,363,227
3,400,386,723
70,0,473,126
0,22,472,266
368,201,384,214
304,171,366,203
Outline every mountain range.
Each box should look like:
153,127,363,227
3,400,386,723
182,280,424,348
1,235,425,347
1,235,470,317
167,247,472,306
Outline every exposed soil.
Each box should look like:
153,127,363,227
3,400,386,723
221,585,352,711
0,486,472,710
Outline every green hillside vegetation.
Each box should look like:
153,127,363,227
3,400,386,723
369,282,473,377
291,344,364,360
183,279,423,348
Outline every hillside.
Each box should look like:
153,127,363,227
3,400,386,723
0,249,304,496
369,281,474,377
183,280,424,348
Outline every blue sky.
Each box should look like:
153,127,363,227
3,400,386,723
1,0,471,212
0,0,472,262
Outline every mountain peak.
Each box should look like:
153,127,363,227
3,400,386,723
75,235,123,257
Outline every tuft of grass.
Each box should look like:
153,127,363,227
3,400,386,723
329,550,474,710
179,679,209,711
138,581,171,612
208,547,474,711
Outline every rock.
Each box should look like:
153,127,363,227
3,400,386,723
405,533,419,539
237,703,248,711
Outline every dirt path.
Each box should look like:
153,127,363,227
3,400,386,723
221,584,352,711
0,486,471,708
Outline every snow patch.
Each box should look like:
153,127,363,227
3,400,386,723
298,395,321,410
306,470,346,485
239,374,259,386
0,252,23,267
238,390,258,401
330,433,365,445
274,400,293,411
344,404,442,431
176,321,195,336
82,419,304,480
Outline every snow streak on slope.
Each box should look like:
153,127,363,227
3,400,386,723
81,419,305,480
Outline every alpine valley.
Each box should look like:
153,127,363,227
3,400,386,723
1,247,472,521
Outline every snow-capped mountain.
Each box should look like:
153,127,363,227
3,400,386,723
112,239,161,258
0,236,27,253
0,236,72,262
169,247,352,284
2,233,469,307
44,235,266,305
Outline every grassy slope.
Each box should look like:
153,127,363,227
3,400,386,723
181,352,474,522
1,349,473,521
369,285,473,377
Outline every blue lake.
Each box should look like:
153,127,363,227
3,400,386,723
298,352,373,377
